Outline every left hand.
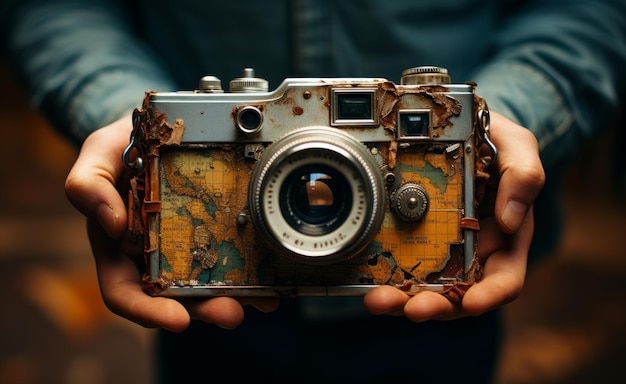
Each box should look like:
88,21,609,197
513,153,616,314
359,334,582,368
363,111,545,321
65,115,279,331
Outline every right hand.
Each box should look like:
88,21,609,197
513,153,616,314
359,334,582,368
363,111,545,321
65,115,279,331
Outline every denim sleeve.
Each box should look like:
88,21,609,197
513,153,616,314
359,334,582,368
470,0,626,170
4,0,176,144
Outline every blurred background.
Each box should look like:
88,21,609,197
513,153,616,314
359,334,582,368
0,55,624,383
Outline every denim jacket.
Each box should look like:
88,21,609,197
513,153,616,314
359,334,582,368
4,0,626,170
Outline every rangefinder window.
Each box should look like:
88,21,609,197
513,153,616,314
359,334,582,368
331,88,377,126
398,110,431,139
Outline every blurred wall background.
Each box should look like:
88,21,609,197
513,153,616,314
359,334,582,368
0,56,624,383
0,58,156,384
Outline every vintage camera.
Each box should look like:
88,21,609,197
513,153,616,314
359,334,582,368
123,66,496,300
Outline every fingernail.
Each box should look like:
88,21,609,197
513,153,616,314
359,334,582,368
501,200,527,232
96,203,118,236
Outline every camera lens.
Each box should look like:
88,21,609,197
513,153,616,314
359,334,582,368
281,164,352,236
248,127,385,265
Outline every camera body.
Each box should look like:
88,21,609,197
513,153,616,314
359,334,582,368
123,67,496,300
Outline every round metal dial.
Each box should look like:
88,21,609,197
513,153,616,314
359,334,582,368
229,68,269,92
391,183,430,221
400,66,451,85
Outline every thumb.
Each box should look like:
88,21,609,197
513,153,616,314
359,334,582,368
489,112,545,234
65,115,133,238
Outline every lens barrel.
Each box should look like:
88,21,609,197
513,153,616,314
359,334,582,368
248,127,385,265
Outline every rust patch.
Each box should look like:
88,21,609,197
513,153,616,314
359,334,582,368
192,246,219,269
473,95,491,208
428,93,462,129
418,85,451,94
466,254,483,284
191,225,219,269
377,83,461,134
378,81,399,130
137,91,186,147
441,282,472,302
387,140,398,169
127,177,144,236
460,217,480,231
439,247,484,302
293,106,304,115
400,280,414,292
130,91,190,295
141,273,169,296
142,90,155,110
426,243,465,283
476,169,490,180
162,119,185,145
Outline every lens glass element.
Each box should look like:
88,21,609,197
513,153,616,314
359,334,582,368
280,165,352,236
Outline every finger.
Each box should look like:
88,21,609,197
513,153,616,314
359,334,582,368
88,221,191,332
184,297,246,330
405,212,532,321
65,116,133,238
489,112,545,234
363,285,409,316
403,291,461,322
476,216,505,265
239,297,281,313
180,297,279,330
463,209,534,315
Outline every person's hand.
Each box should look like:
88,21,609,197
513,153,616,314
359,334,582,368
363,111,545,321
65,115,279,332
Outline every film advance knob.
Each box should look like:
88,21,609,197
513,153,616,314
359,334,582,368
391,184,430,221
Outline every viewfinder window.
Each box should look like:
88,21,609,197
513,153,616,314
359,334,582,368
398,110,431,139
331,88,377,126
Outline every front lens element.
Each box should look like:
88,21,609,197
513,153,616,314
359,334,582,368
281,164,352,236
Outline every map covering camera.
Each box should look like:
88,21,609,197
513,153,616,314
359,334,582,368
123,66,496,300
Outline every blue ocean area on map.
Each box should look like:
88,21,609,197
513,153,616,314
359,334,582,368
196,240,245,283
397,161,447,194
